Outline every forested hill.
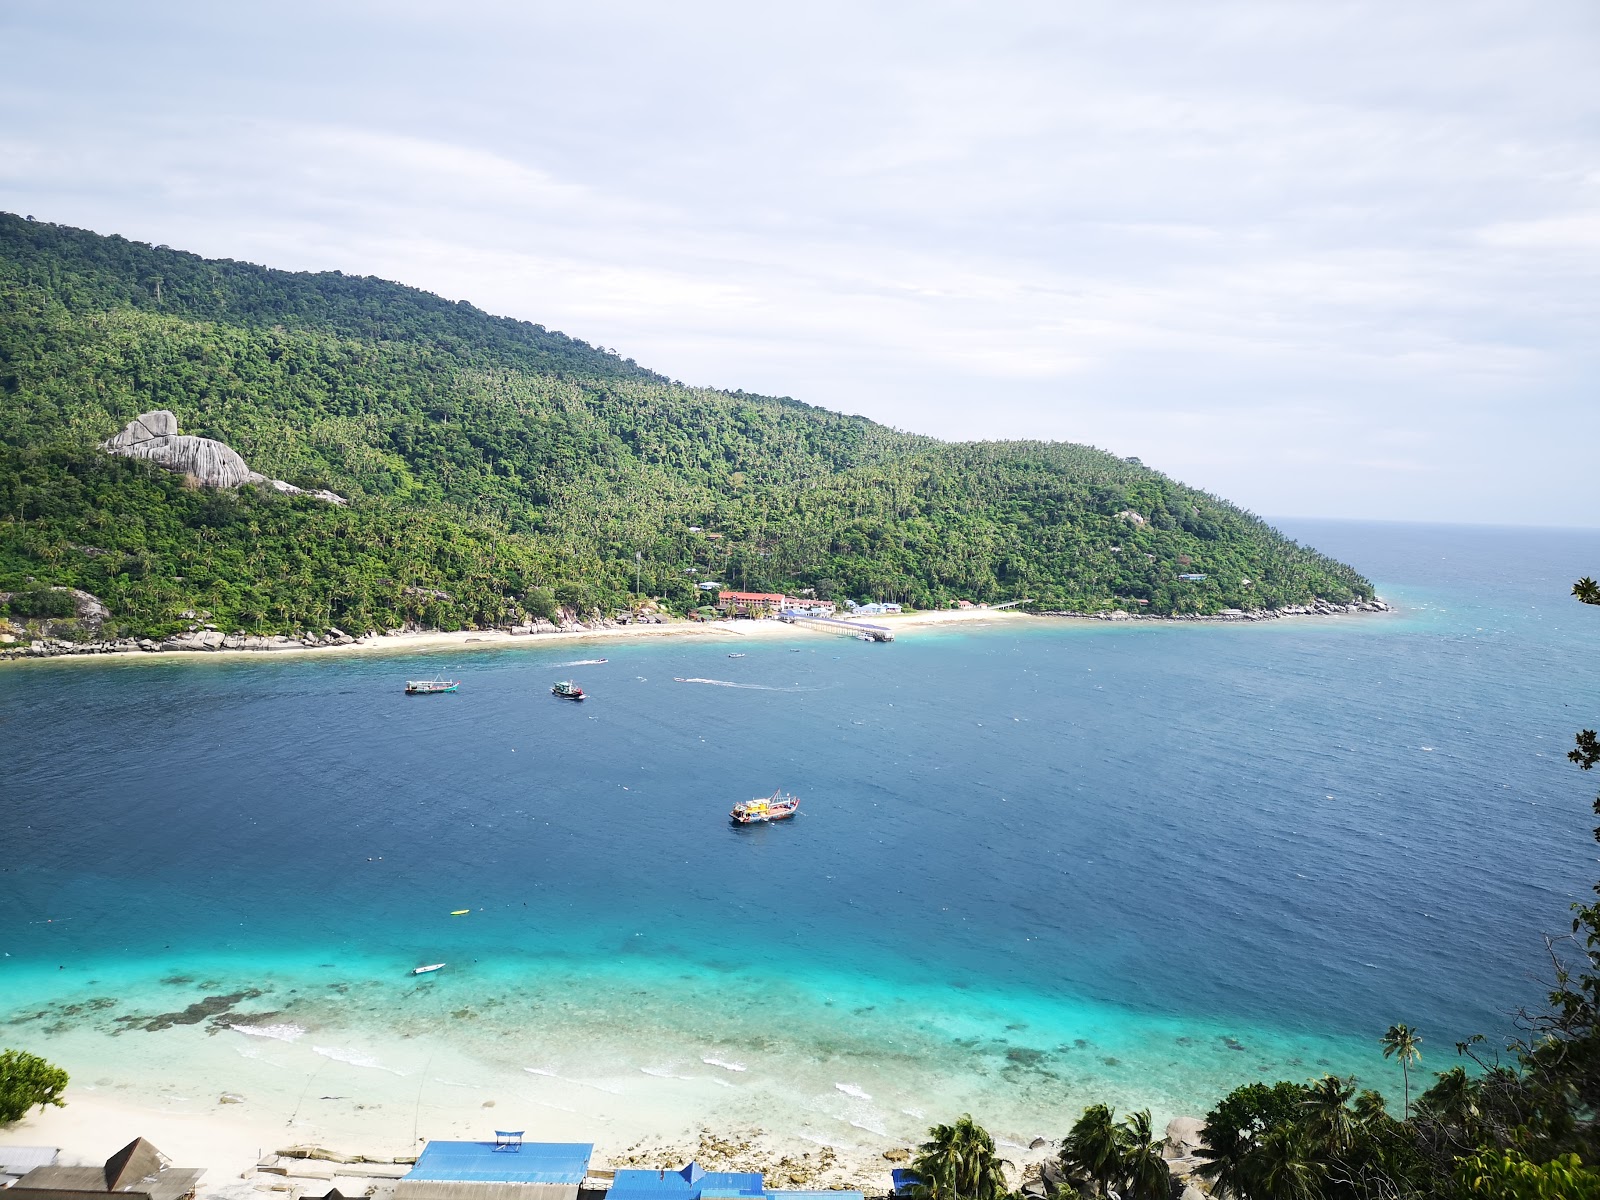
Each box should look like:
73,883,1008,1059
0,212,1371,640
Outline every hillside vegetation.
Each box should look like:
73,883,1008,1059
0,212,1371,639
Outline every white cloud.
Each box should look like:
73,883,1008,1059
0,0,1595,523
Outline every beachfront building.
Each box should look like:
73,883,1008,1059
396,1140,593,1200
608,1162,862,1200
781,597,836,616
6,1138,201,1200
1,1149,59,1191
716,590,787,615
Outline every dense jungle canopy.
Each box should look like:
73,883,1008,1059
0,212,1371,639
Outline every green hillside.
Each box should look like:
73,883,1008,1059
0,212,1371,640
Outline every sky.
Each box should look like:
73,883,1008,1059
2,1,1596,525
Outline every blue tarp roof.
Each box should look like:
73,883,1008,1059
405,1141,594,1184
609,1163,764,1200
891,1170,922,1196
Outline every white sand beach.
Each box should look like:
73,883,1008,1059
2,605,1033,667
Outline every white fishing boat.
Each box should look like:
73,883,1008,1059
411,963,446,975
405,678,459,694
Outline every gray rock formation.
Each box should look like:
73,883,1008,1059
1164,1116,1207,1160
102,411,345,504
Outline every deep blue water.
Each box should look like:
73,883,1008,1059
4,518,1600,1113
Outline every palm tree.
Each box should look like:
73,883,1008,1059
1351,1088,1393,1134
1301,1074,1357,1154
1381,1023,1423,1118
1575,576,1600,605
1417,1065,1480,1137
913,1114,1011,1200
1116,1110,1171,1200
1060,1104,1123,1198
1242,1126,1324,1200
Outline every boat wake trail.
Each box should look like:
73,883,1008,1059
558,659,609,666
673,678,808,691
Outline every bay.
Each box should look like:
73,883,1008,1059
3,518,1599,1145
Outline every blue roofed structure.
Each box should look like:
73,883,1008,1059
891,1170,922,1197
608,1162,764,1200
396,1140,594,1200
608,1162,862,1200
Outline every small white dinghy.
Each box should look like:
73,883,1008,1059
411,963,446,976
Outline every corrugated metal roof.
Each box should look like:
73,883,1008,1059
0,1148,59,1175
404,1141,594,1184
608,1163,764,1200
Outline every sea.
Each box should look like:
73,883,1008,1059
4,518,1600,1153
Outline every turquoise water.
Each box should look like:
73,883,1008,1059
4,518,1600,1141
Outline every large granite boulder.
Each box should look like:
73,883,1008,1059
103,411,345,503
105,409,257,487
1164,1116,1207,1160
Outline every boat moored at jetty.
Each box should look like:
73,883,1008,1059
406,678,459,694
731,790,800,825
552,680,585,700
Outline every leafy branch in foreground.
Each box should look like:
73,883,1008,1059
0,1047,68,1123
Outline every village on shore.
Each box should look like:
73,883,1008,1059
0,1113,1214,1200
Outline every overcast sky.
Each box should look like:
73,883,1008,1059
3,1,1596,525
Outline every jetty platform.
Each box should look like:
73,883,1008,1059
780,612,894,641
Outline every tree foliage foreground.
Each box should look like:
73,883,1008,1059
0,1047,68,1124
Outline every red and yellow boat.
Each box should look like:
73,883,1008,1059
730,790,800,825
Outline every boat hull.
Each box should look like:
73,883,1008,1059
729,792,801,824
730,808,798,825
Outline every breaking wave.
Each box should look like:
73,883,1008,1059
230,1022,306,1042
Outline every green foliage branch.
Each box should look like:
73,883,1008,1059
0,1047,68,1123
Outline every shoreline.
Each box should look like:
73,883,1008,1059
0,951,1385,1189
1,599,1390,666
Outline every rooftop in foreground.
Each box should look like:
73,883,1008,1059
402,1140,594,1184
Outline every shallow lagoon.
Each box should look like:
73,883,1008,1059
5,519,1600,1151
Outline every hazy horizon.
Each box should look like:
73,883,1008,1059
2,1,1595,527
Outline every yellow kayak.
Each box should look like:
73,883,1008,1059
450,909,470,916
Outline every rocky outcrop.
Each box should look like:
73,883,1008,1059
1163,1116,1209,1191
1040,598,1393,622
102,410,345,503
5,627,362,658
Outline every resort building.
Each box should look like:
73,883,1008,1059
396,1139,593,1200
716,591,787,615
5,1138,201,1200
1,1149,59,1190
781,597,836,616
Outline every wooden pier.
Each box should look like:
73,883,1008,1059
780,612,894,641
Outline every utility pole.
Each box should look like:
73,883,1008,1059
634,551,642,598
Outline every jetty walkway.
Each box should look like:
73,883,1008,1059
780,612,894,641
